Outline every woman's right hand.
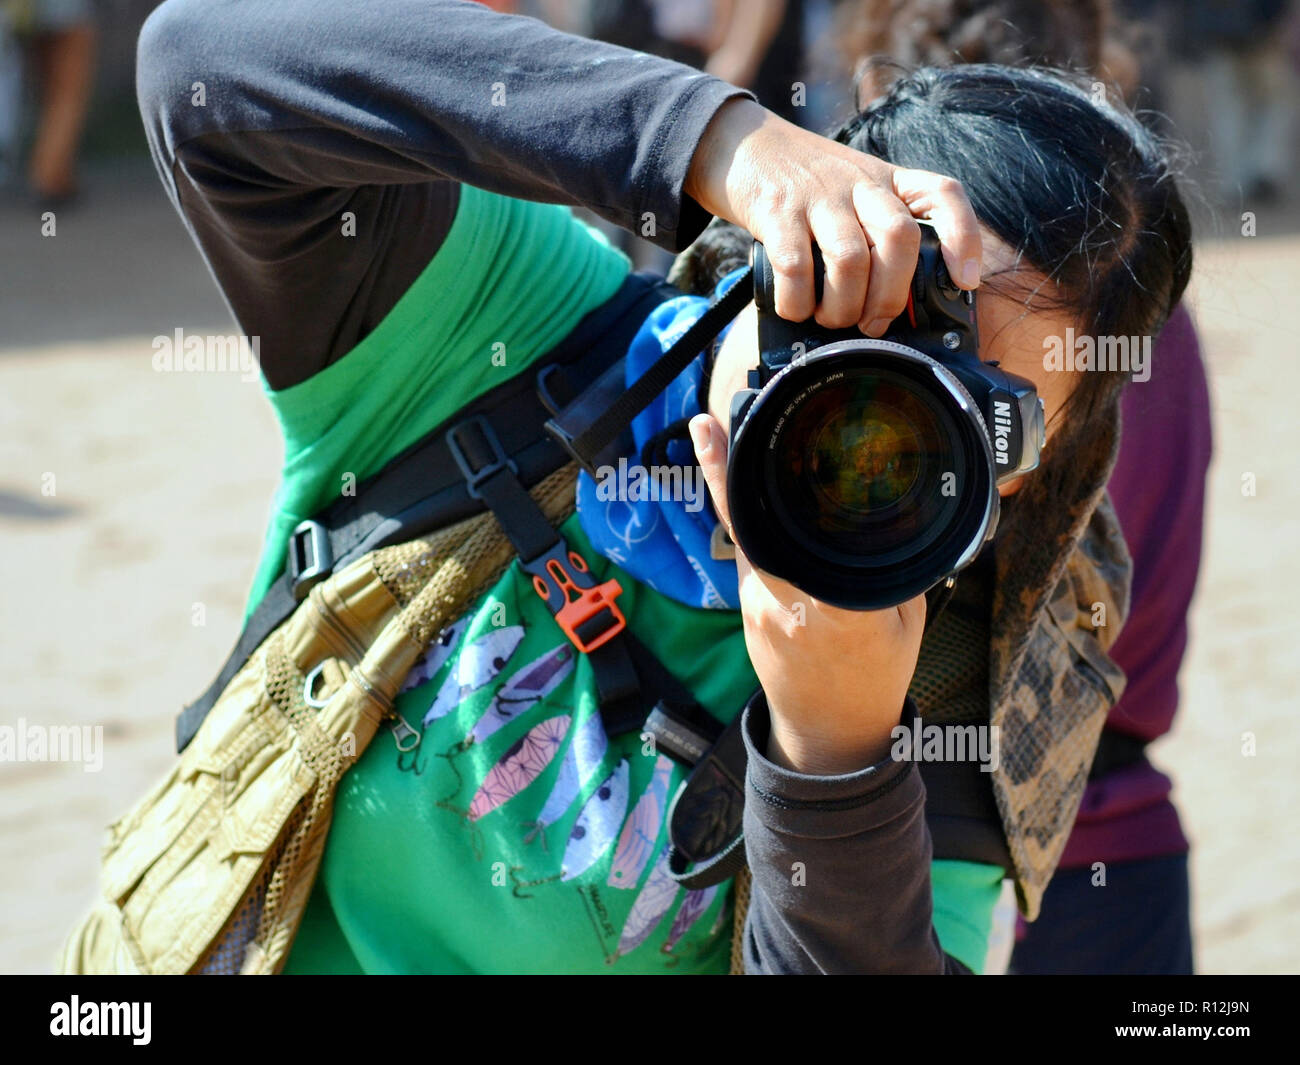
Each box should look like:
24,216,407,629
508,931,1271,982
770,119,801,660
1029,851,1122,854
688,411,927,776
684,97,983,336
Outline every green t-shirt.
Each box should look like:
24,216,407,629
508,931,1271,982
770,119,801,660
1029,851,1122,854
253,184,1000,973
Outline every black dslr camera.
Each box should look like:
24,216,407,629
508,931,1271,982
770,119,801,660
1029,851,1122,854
726,223,1046,611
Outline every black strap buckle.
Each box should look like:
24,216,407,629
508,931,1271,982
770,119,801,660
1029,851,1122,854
542,414,600,479
446,415,519,501
287,519,333,601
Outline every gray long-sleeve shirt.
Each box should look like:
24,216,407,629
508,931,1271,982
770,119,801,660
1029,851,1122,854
137,0,977,973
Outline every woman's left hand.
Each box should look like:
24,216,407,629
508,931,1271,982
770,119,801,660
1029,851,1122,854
690,413,927,776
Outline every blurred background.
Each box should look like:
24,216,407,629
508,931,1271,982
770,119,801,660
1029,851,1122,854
1,0,1297,973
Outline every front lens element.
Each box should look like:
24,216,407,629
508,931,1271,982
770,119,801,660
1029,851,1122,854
765,368,960,567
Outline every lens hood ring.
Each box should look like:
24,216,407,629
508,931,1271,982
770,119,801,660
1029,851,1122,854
726,339,1000,610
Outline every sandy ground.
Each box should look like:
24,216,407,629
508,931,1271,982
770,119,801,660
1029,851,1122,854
1155,219,1300,975
1,154,1298,974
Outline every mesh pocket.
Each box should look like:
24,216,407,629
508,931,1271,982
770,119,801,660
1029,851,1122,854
196,862,271,975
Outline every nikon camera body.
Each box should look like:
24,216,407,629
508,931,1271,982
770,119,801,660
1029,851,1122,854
725,222,1046,611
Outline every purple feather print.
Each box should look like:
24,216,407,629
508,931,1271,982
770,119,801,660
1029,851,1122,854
422,624,524,726
607,755,674,889
467,714,571,822
561,760,630,881
531,713,609,835
399,617,467,694
615,844,680,958
663,884,719,954
468,644,575,746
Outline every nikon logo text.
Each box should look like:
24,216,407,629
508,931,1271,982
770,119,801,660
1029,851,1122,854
991,400,1012,465
50,997,151,1045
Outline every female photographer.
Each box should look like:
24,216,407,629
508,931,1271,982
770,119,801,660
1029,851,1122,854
116,0,1188,974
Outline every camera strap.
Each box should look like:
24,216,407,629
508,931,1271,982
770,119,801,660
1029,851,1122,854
545,265,753,475
665,705,749,890
538,263,974,889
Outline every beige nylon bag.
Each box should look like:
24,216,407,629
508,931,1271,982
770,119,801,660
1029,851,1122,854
60,467,579,975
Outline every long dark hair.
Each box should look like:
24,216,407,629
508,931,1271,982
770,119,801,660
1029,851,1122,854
842,63,1190,427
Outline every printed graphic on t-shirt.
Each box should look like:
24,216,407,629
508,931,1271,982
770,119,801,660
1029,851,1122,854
315,561,732,973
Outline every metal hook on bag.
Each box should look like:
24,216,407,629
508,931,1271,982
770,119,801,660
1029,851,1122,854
389,713,421,753
306,660,422,758
303,662,331,709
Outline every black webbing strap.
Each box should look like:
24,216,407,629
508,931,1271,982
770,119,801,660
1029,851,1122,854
175,578,299,756
176,270,682,754
666,708,749,889
446,414,646,735
547,264,753,474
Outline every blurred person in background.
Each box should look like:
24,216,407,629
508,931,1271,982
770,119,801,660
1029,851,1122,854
570,0,805,123
1108,0,1179,126
828,0,1212,974
835,0,1137,100
0,4,19,183
0,0,95,203
542,0,806,271
1180,0,1296,203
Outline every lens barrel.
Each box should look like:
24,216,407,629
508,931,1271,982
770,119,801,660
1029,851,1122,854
727,340,998,610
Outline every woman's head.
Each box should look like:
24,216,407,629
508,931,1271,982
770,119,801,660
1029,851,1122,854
698,63,1192,474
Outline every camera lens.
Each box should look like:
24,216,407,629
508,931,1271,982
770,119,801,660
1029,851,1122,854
765,370,959,568
727,342,996,610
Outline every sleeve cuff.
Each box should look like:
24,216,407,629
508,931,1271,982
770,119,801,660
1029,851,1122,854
642,77,756,253
741,690,927,840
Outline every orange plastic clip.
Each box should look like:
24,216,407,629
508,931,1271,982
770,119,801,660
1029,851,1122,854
530,549,626,654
